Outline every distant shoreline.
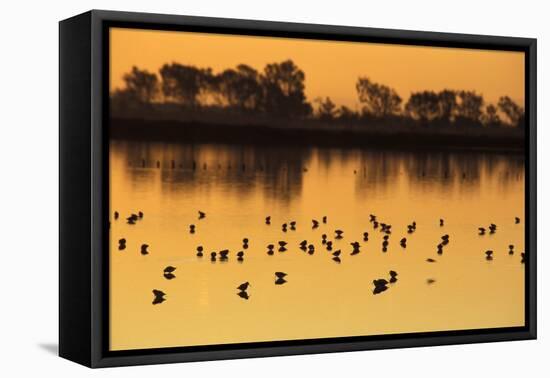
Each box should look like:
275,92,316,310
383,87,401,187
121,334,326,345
109,117,525,153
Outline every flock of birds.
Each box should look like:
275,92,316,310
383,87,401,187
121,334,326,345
112,208,525,305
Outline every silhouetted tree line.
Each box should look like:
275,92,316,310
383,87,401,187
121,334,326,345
111,61,525,128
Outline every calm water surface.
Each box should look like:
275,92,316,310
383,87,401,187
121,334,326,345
109,141,525,351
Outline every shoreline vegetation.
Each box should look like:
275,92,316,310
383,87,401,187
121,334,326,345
110,60,525,152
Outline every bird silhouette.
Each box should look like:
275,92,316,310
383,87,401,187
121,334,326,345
219,250,229,260
363,232,369,241
275,277,287,285
265,216,271,225
152,289,166,305
198,211,206,219
332,250,341,257
521,253,525,263
275,272,287,279
400,238,407,248
509,244,514,255
332,256,341,263
196,246,204,257
210,252,217,261
312,219,319,228
335,230,344,239
372,279,389,294
426,278,436,285
515,217,521,224
426,258,436,263
389,270,398,283
189,224,196,234
440,218,444,226
237,282,251,291
478,227,486,235
138,211,143,218
485,250,493,260
290,221,297,230
322,216,327,224
114,211,119,220
140,244,149,255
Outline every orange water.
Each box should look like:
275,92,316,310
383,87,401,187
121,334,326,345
109,141,525,351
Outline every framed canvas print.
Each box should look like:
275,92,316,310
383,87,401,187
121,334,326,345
59,10,537,368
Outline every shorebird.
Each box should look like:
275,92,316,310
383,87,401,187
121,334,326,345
237,282,251,291
219,250,229,260
152,289,166,305
163,266,176,280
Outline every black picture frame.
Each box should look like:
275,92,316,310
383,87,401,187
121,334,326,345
59,9,537,368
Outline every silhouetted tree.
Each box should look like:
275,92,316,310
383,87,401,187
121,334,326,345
215,64,263,111
498,96,524,127
160,63,213,106
481,104,501,127
405,91,440,122
437,90,457,122
337,106,360,123
262,60,312,118
316,97,337,121
455,91,484,122
356,77,402,117
122,66,159,104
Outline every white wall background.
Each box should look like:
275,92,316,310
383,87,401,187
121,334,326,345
0,0,546,376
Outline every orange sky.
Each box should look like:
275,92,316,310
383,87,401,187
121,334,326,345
110,27,525,110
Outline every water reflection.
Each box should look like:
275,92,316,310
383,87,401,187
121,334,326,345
115,141,525,203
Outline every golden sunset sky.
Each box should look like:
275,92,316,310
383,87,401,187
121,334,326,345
110,27,525,110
